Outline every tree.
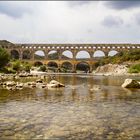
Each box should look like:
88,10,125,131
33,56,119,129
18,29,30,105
0,48,10,69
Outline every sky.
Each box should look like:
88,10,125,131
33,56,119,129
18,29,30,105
0,1,140,44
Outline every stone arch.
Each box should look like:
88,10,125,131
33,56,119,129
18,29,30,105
10,50,19,59
34,61,43,67
22,50,31,59
61,61,73,72
47,61,58,72
48,50,59,60
93,50,105,57
62,50,73,59
108,50,118,56
47,61,58,68
76,61,90,73
34,50,45,60
76,50,90,59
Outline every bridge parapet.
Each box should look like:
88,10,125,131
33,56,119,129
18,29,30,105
11,43,140,52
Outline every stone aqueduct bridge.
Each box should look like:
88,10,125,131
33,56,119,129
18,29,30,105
3,43,140,72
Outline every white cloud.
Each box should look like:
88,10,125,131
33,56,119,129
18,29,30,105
102,15,123,27
0,1,140,43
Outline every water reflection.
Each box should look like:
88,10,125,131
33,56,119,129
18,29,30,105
0,75,140,139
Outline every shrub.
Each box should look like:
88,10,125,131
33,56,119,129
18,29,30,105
39,65,46,72
24,64,31,72
1,67,16,74
128,64,140,73
12,60,21,71
0,48,10,69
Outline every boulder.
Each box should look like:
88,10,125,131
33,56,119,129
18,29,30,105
47,80,65,88
36,83,46,88
6,86,15,91
122,79,140,88
36,79,43,83
6,81,16,87
19,73,29,77
16,83,23,88
27,82,36,88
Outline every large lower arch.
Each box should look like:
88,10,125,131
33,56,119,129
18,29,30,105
48,50,59,60
34,50,45,60
34,61,43,67
76,61,90,73
47,61,58,72
22,50,31,59
10,50,19,59
108,50,118,56
76,50,90,59
61,61,73,72
62,50,73,59
93,50,105,58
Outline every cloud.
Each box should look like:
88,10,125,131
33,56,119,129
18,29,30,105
135,12,140,25
0,1,32,18
102,15,123,27
0,1,140,43
67,1,92,7
105,1,140,10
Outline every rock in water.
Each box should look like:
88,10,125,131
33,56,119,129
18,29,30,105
122,79,140,88
47,80,65,88
6,81,16,86
16,82,23,89
36,79,43,83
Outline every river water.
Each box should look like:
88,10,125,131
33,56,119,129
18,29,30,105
0,75,140,139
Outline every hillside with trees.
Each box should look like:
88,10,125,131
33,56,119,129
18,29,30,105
95,50,140,73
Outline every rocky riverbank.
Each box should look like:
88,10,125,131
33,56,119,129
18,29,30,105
0,73,65,90
93,64,140,76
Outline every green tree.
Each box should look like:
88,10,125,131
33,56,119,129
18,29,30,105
0,48,10,69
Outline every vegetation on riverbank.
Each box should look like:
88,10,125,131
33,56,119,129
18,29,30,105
128,64,140,73
95,50,140,65
0,48,10,72
1,60,32,74
95,50,140,73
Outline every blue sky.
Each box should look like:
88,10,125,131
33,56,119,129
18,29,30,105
0,1,140,44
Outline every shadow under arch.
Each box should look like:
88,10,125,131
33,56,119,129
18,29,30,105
47,61,58,72
34,50,45,60
10,50,19,59
76,61,90,73
61,61,73,72
76,50,90,59
34,61,43,67
62,50,73,59
22,50,31,59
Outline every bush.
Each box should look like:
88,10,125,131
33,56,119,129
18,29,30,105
39,65,46,72
12,60,21,71
0,48,10,69
128,64,140,73
96,50,140,65
0,67,16,74
24,64,31,72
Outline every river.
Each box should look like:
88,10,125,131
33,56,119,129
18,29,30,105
0,74,140,139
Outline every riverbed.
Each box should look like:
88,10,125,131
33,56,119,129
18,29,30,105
0,75,140,139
